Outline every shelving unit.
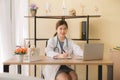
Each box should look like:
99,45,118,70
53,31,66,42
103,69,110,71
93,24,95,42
25,15,102,80
25,15,101,46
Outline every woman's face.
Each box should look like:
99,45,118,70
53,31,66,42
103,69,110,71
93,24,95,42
56,24,68,38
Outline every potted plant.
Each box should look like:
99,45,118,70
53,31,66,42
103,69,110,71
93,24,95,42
29,3,38,16
14,47,27,62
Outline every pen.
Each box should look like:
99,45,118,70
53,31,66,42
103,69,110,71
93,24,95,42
62,49,66,53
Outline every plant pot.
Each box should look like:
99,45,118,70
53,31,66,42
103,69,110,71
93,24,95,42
16,55,24,62
30,9,37,16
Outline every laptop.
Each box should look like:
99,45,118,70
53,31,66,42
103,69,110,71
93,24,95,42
80,43,104,61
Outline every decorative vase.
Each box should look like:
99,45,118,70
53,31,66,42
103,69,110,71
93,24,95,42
16,55,24,62
30,9,37,16
69,9,76,16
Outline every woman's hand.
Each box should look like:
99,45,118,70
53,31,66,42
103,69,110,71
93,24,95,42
62,52,68,57
58,53,68,58
53,52,68,58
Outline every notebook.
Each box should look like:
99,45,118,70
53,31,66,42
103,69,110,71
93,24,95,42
78,43,104,61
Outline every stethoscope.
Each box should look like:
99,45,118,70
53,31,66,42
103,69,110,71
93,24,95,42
53,36,68,52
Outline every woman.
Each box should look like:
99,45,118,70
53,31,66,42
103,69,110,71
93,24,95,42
43,20,83,80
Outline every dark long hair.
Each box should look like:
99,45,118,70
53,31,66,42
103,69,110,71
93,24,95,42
54,20,68,36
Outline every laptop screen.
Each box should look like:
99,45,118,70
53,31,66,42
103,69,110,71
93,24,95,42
83,43,104,61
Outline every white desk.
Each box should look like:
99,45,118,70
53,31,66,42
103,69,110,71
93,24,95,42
110,49,120,80
3,56,113,80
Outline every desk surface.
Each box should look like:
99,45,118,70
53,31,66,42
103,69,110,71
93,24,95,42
3,55,113,65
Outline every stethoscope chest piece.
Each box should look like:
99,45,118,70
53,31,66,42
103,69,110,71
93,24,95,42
54,47,59,52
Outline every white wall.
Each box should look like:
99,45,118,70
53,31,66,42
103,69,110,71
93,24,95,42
29,0,120,80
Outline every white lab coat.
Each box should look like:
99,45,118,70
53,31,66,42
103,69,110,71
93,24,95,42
43,36,83,80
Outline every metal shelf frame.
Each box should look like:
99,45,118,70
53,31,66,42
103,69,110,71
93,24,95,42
31,15,101,46
26,15,102,80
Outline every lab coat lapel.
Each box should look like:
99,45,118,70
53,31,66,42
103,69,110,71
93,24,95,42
54,36,62,53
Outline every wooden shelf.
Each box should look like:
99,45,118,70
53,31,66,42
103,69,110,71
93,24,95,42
25,15,101,19
24,38,100,41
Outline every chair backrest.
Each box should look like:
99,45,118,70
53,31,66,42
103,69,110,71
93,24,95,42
45,40,48,56
45,40,48,47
